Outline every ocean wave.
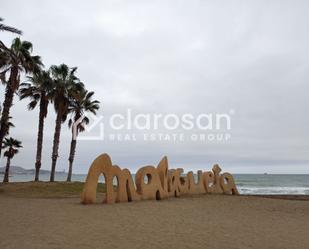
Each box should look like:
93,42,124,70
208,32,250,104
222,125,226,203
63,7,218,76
238,186,309,195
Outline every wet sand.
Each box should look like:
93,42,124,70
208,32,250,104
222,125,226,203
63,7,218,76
0,192,308,249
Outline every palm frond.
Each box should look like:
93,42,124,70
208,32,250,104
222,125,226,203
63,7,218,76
0,18,22,35
2,137,22,158
67,88,101,134
28,100,38,110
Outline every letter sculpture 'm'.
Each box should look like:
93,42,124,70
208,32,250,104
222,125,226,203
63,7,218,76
81,153,239,204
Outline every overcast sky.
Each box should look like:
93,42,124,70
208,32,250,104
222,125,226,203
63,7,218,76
1,0,308,174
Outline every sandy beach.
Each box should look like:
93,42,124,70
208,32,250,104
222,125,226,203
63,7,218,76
0,183,308,249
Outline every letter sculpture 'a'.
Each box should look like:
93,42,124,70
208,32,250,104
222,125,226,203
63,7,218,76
81,153,239,204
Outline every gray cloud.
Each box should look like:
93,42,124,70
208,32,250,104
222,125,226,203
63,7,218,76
1,0,308,174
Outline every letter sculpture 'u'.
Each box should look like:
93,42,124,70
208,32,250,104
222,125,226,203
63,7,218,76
81,153,239,204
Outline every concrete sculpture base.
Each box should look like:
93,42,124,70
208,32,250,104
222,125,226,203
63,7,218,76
81,153,239,204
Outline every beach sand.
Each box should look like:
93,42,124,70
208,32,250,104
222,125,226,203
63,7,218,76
0,182,308,249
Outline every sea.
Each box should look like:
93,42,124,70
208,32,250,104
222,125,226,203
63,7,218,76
4,173,309,195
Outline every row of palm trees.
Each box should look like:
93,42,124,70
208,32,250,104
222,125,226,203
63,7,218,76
0,18,100,183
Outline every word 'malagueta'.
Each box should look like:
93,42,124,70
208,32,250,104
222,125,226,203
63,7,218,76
81,153,239,204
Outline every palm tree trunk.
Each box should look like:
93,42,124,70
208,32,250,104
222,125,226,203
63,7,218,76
34,99,46,181
66,136,77,182
3,157,11,183
0,68,18,157
50,112,62,182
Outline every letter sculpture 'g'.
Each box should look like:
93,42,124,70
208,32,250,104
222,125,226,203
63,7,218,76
81,153,239,204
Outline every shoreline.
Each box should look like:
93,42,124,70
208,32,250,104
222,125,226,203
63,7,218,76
3,173,309,195
247,194,309,201
1,182,309,201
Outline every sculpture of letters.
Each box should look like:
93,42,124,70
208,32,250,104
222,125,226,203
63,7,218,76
81,153,239,204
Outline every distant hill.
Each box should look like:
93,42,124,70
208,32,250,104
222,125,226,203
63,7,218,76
0,166,65,175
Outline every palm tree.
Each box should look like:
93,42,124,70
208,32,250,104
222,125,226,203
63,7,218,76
0,17,22,35
0,38,42,156
0,106,15,136
3,117,14,136
66,90,100,181
49,64,84,182
2,137,22,183
19,70,53,181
